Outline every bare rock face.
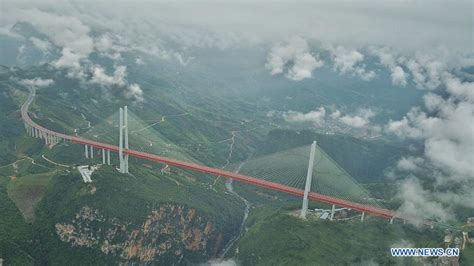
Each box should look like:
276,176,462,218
55,204,223,264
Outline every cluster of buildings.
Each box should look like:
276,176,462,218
443,231,472,251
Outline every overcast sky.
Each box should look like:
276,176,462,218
2,0,473,54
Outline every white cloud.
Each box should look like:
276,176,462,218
329,46,375,81
124,83,144,103
443,72,474,102
336,108,375,128
284,107,378,130
387,66,474,221
397,156,424,172
94,33,131,61
265,37,323,81
5,0,468,52
19,77,54,88
10,9,94,74
405,54,447,90
369,47,407,86
2,0,471,70
29,37,52,53
423,93,444,112
89,65,144,103
386,109,425,139
94,34,115,52
397,177,451,222
388,96,474,179
174,52,194,66
90,65,127,87
330,108,376,128
391,66,407,87
53,48,83,70
287,52,323,81
283,107,326,124
135,58,145,65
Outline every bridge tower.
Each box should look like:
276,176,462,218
300,141,317,219
118,106,129,174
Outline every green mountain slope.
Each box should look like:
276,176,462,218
0,66,246,264
237,208,446,266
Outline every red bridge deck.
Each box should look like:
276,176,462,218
21,89,416,222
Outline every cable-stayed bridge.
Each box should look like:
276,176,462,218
21,87,428,225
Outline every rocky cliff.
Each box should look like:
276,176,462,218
56,204,224,264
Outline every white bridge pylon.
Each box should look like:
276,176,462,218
299,141,346,221
118,106,129,174
82,106,128,173
300,140,316,219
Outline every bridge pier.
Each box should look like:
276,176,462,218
300,141,316,219
390,217,394,224
361,212,365,222
107,150,111,165
330,204,336,221
90,146,94,159
85,145,89,158
102,149,106,164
